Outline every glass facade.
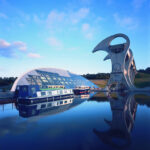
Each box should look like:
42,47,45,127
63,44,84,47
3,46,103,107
25,69,97,89
11,68,98,92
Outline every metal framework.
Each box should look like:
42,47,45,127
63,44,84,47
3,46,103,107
11,68,97,91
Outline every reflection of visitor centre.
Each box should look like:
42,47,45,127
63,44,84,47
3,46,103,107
11,68,97,92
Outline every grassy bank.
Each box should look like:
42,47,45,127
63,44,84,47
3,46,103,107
90,79,108,88
90,72,150,88
134,72,150,88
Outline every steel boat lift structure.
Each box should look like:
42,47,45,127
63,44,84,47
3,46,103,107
92,33,150,92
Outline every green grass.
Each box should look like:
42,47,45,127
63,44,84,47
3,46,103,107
90,79,108,88
134,72,150,88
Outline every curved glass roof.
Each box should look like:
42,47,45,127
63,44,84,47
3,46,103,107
11,68,98,91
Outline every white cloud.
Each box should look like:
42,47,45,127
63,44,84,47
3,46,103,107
0,40,27,51
113,13,138,29
13,41,27,51
81,23,93,40
28,53,41,58
0,40,41,59
85,32,93,40
0,39,10,48
82,23,90,32
70,8,89,24
46,10,65,28
0,13,8,19
0,39,27,57
47,37,63,50
46,8,89,29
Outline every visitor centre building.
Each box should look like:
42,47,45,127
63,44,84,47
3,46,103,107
11,68,97,92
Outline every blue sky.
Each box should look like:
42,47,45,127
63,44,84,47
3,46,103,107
0,0,149,77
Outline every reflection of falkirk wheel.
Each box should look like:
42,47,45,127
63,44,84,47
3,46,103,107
93,93,138,149
92,33,137,91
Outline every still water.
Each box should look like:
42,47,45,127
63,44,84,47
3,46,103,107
0,92,150,150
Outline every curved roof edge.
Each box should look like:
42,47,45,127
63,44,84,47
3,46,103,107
11,67,94,91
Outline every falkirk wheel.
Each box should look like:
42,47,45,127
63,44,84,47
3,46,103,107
92,33,137,91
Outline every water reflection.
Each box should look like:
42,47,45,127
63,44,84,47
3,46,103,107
16,94,91,118
0,92,150,150
93,92,149,149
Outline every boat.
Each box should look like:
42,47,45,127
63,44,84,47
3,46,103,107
73,86,90,95
16,85,74,105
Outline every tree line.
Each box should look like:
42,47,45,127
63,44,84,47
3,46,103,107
83,67,150,80
0,77,17,86
138,67,150,74
0,67,149,86
82,73,110,79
